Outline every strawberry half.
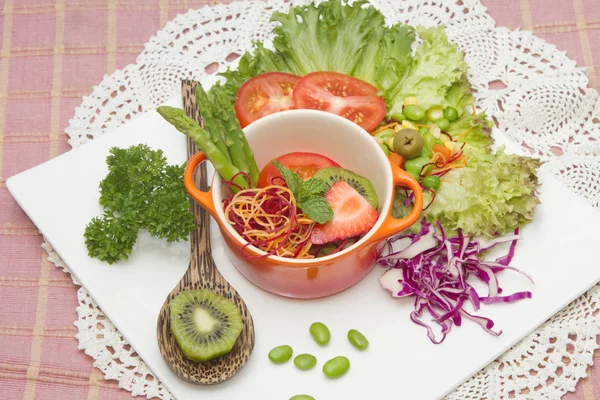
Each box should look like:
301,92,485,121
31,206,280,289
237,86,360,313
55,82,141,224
311,180,379,245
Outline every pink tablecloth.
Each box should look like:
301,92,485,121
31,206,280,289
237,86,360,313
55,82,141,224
0,0,598,399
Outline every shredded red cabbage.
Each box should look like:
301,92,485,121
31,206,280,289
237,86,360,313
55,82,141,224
377,219,533,344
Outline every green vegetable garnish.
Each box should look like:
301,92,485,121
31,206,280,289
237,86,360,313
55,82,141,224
212,0,416,107
403,104,425,121
323,356,350,378
347,329,369,350
84,144,195,264
422,176,441,191
435,117,450,131
395,148,541,237
387,26,468,114
404,156,431,177
443,106,459,122
294,354,317,370
422,131,437,155
391,112,406,122
194,85,232,164
156,105,253,191
272,161,333,224
268,345,293,364
309,322,331,345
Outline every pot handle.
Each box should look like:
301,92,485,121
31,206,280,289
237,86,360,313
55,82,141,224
184,152,217,218
363,158,423,246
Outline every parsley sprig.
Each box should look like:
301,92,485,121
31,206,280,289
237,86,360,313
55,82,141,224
84,144,195,264
273,161,333,224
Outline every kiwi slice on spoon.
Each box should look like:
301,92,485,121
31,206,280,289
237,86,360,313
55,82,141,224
313,167,379,209
170,289,243,362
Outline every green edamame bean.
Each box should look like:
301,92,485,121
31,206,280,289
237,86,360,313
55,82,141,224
423,175,441,190
404,156,432,177
406,169,420,181
309,322,330,345
347,329,369,350
422,132,437,155
268,345,293,364
403,105,425,121
379,142,390,157
323,356,350,378
294,354,317,370
290,395,315,400
418,144,431,159
436,118,450,131
444,106,459,122
391,112,406,122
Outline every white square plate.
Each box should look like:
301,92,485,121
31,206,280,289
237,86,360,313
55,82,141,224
7,96,600,399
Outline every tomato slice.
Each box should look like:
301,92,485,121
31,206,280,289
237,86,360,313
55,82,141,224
292,71,386,132
257,152,341,188
235,72,301,127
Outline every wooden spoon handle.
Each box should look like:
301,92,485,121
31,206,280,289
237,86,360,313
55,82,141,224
182,80,217,283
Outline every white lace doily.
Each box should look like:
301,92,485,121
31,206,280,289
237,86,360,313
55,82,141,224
44,0,600,398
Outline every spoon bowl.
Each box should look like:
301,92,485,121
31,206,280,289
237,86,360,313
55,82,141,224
156,80,255,384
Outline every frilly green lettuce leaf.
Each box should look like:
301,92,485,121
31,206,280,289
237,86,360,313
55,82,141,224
393,148,541,237
210,43,285,102
446,111,494,154
443,77,473,117
213,0,415,103
386,26,468,114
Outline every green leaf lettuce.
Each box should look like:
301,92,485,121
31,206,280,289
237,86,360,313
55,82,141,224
393,148,541,237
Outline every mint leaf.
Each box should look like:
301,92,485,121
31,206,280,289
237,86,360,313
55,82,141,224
299,197,333,224
273,160,302,199
299,178,328,202
271,161,333,224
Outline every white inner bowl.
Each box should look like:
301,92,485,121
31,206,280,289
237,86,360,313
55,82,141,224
211,109,393,263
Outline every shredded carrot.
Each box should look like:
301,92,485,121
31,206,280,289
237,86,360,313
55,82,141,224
433,144,452,160
224,185,316,259
371,122,398,136
430,152,441,166
430,156,467,175
471,103,477,118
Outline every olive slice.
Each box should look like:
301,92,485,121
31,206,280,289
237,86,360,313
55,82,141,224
393,129,424,159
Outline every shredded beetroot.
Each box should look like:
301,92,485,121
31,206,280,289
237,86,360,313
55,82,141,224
421,186,437,210
222,172,315,259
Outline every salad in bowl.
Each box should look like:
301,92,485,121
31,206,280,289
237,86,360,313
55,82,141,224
162,106,423,299
85,0,540,344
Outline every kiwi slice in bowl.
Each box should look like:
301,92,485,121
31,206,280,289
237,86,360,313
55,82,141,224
170,289,243,363
313,167,379,209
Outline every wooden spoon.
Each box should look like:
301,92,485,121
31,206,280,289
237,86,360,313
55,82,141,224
156,80,255,384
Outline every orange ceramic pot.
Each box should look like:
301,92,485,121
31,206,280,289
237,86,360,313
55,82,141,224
184,110,423,299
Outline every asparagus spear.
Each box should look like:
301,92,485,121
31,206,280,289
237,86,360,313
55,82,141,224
156,106,249,190
211,91,249,173
194,85,232,163
233,115,260,188
212,91,260,187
